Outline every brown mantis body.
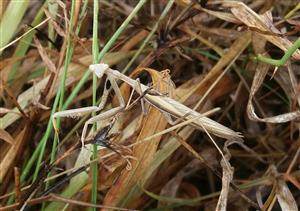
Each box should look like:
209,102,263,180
53,64,242,148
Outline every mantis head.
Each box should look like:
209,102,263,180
89,63,109,78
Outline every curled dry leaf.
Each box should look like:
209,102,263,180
272,62,300,110
215,141,234,211
222,1,300,59
216,159,233,211
270,165,298,211
247,63,300,123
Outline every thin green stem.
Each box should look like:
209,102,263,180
256,37,300,66
122,0,175,74
91,0,99,209
284,3,300,19
96,0,148,63
51,0,77,163
32,0,77,182
32,89,61,180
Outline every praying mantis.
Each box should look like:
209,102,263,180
53,64,242,148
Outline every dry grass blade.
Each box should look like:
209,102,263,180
197,5,241,24
0,129,15,145
216,158,233,211
0,193,139,211
0,18,50,53
0,126,28,183
216,140,241,211
44,9,66,38
1,1,300,210
188,31,251,103
13,167,21,204
34,36,57,73
270,165,298,211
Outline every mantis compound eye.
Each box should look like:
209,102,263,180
89,63,109,78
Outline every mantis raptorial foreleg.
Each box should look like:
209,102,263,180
52,75,125,148
52,77,111,132
52,64,151,148
80,75,125,147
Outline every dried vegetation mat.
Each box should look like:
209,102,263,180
0,1,300,210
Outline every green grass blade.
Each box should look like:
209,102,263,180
0,0,30,53
33,0,77,182
122,0,175,74
91,0,100,209
8,3,46,84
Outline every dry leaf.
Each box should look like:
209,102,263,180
175,0,241,24
276,179,298,211
103,68,170,207
0,128,15,145
216,141,234,211
270,165,298,211
222,1,300,59
0,126,27,183
0,107,14,114
44,9,66,37
247,63,300,123
199,6,241,24
34,36,57,73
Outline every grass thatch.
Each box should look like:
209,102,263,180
0,1,299,210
